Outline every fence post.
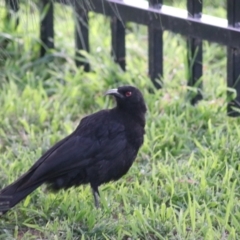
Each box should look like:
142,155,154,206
187,0,203,104
111,15,126,71
3,0,19,50
74,2,90,71
5,0,19,25
227,0,240,116
40,0,54,56
148,0,163,89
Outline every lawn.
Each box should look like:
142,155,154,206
1,0,240,239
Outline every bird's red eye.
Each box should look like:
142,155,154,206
125,91,132,97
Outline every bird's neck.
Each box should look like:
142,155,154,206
114,106,146,128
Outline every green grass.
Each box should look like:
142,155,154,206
1,0,240,239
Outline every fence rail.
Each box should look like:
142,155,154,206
4,0,240,116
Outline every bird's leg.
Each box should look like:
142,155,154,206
91,187,100,209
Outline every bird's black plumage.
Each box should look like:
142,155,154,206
0,85,146,214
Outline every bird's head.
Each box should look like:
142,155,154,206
105,86,147,120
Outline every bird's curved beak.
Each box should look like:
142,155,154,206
105,89,123,98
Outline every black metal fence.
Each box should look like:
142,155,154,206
4,0,240,116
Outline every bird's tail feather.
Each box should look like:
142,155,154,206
0,175,42,215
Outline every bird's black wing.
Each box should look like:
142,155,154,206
18,110,127,189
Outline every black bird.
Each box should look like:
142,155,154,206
0,85,146,214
